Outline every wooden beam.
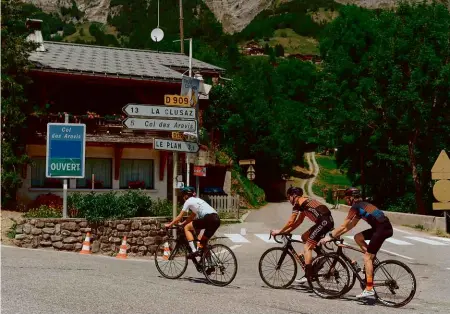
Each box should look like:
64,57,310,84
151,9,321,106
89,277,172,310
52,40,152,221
114,145,124,181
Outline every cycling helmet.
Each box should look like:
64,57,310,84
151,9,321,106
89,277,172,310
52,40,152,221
287,186,303,197
181,186,196,197
344,187,361,197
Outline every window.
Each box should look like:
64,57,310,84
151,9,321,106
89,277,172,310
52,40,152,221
120,159,154,189
31,157,62,188
77,158,112,189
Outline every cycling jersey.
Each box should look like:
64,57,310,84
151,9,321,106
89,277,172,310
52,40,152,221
346,201,389,227
292,198,331,224
181,197,217,219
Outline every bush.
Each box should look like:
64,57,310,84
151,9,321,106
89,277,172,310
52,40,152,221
29,193,63,211
24,205,62,218
63,23,76,36
150,199,173,217
386,193,416,214
68,191,173,222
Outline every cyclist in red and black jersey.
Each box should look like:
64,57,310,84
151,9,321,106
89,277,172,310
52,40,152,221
271,187,334,284
320,187,393,299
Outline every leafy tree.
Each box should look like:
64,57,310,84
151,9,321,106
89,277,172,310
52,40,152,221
63,23,76,37
1,0,38,206
275,44,285,57
316,1,450,214
205,57,318,188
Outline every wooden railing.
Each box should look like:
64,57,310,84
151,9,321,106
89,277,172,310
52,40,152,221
203,195,240,213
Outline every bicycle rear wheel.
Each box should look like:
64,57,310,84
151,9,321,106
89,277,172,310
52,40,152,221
202,243,238,287
154,239,188,279
308,253,351,299
373,260,416,308
258,247,298,289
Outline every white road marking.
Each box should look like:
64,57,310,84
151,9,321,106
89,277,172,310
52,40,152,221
429,236,450,243
393,227,413,235
223,234,250,243
404,236,449,246
254,234,277,244
385,238,413,245
447,268,450,270
379,249,414,260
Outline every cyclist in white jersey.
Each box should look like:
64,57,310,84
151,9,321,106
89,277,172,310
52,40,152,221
165,186,220,258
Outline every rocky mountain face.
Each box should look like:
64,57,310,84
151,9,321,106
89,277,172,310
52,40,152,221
24,0,111,23
203,0,273,34
23,0,444,34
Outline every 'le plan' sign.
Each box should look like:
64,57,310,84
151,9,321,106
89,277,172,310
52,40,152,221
46,123,86,178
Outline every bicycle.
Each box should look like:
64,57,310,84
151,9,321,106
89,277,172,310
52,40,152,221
154,225,238,287
309,238,417,308
258,231,338,289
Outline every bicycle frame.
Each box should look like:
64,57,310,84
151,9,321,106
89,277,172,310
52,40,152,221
271,233,328,270
165,226,220,272
330,239,386,289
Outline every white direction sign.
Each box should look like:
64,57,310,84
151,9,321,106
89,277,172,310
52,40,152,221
123,118,197,132
154,138,200,153
123,104,196,119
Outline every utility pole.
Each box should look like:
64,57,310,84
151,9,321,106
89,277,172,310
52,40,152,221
179,0,184,53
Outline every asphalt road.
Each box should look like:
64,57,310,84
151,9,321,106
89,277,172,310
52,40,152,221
2,202,450,314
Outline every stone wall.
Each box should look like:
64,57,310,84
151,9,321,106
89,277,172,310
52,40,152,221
13,217,170,257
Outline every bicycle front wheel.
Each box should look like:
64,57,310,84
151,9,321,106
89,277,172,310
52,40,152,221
309,253,351,299
258,247,298,289
154,239,188,279
202,243,238,287
373,260,416,308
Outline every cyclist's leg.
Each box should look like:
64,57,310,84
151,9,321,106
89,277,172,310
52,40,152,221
184,221,198,253
199,213,221,250
304,217,334,280
354,228,372,253
357,223,393,298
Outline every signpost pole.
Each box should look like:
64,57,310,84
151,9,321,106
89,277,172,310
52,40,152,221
186,37,192,188
186,154,190,187
173,151,178,237
62,113,69,218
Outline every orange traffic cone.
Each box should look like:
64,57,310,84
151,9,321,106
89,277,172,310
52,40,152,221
80,232,91,255
163,242,170,260
116,236,128,259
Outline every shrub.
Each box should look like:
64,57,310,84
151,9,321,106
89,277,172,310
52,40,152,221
68,191,172,222
29,193,63,211
150,198,173,217
24,205,63,218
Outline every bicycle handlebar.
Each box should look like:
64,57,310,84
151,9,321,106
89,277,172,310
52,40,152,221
269,231,295,244
165,224,184,230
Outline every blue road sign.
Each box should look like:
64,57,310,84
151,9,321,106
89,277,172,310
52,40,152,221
46,123,86,178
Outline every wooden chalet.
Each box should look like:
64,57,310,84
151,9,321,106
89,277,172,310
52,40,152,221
18,20,225,206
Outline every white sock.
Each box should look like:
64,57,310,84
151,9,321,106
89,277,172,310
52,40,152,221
188,241,197,252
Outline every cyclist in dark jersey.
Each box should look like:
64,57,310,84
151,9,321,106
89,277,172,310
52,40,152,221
271,186,334,284
320,187,393,299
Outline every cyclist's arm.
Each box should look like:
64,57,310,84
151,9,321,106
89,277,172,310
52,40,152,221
331,208,360,238
182,212,197,225
166,210,185,227
280,212,304,234
331,216,359,239
167,201,191,227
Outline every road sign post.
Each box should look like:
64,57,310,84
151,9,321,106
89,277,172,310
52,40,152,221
431,150,450,233
46,118,86,218
154,138,199,153
123,104,195,119
123,118,197,132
